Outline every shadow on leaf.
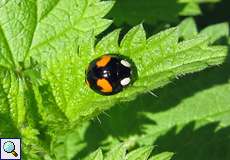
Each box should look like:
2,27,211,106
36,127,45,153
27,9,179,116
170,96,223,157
106,0,184,26
153,122,230,160
73,48,230,159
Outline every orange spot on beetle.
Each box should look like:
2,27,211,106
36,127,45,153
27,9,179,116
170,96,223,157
97,78,112,93
96,55,111,67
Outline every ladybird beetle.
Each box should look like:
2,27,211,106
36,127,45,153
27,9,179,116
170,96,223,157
85,54,134,95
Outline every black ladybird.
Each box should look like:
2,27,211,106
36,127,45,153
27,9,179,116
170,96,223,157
85,54,134,95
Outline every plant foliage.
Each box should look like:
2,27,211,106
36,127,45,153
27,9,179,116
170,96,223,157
0,0,229,159
107,0,222,25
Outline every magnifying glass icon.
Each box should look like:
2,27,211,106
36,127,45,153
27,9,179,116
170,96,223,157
3,141,18,157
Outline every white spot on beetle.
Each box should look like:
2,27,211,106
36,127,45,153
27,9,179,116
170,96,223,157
121,60,131,67
120,77,131,86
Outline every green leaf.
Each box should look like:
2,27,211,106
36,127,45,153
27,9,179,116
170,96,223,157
120,24,146,54
0,0,229,159
37,0,60,21
107,0,181,25
179,2,201,16
149,152,174,160
43,23,228,159
179,18,229,44
146,27,178,54
0,71,50,159
0,70,20,138
0,0,114,159
199,23,229,44
178,17,198,40
0,27,15,69
134,64,230,145
74,61,230,160
96,29,121,54
83,144,170,160
43,24,228,125
84,148,103,160
0,0,37,64
30,0,113,63
67,20,230,160
126,146,153,160
107,0,221,25
104,143,126,160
